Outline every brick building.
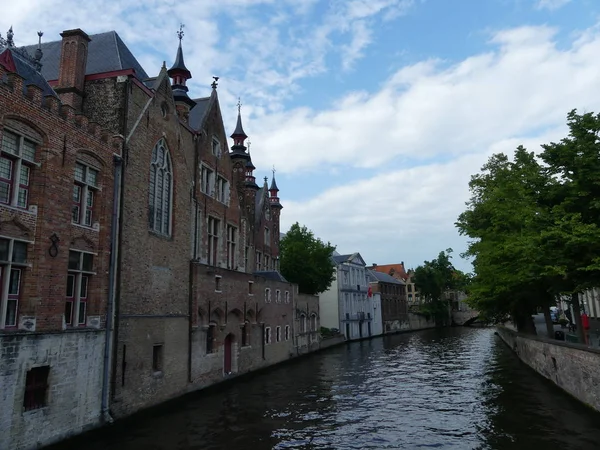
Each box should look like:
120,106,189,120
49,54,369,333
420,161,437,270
367,269,408,333
295,291,320,354
0,29,118,449
0,24,308,448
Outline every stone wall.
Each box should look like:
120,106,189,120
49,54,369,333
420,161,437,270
496,327,600,412
0,331,105,450
408,313,436,331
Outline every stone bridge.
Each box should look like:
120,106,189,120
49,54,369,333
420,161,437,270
452,309,479,326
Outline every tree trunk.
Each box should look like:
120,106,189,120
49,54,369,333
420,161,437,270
571,292,586,344
542,304,555,338
514,311,537,334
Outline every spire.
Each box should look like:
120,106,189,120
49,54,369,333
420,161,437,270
269,166,282,209
167,24,195,108
229,98,250,160
34,31,43,71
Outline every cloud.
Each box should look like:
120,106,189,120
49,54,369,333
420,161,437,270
535,0,572,11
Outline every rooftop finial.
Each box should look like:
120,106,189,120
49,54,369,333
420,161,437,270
247,140,251,153
237,97,242,113
177,23,185,42
211,76,219,89
34,31,44,71
6,26,14,47
272,165,276,178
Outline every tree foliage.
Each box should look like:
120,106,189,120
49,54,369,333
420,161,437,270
279,223,336,295
413,249,468,324
456,110,600,338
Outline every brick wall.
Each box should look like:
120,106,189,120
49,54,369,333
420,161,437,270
295,292,320,354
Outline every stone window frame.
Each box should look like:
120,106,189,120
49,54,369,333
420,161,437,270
65,249,95,327
276,326,281,342
152,344,164,373
265,288,271,303
264,227,270,246
207,216,220,266
200,164,215,196
248,280,254,296
264,326,271,345
72,161,99,228
284,291,290,303
211,136,221,157
299,313,307,333
275,289,281,303
0,236,29,329
285,325,290,341
216,175,230,205
226,224,237,270
256,251,262,271
0,128,40,210
148,138,173,236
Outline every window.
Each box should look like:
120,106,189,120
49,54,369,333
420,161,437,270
265,288,271,303
72,162,98,227
244,246,249,269
208,217,220,266
148,139,172,235
152,344,163,372
256,251,262,271
275,289,281,303
215,275,222,292
284,291,290,303
207,325,215,354
264,326,271,344
0,238,28,328
311,314,317,331
285,325,290,341
264,255,269,270
300,314,306,333
65,250,94,327
264,227,270,246
248,281,254,295
216,176,229,204
408,284,412,292
276,326,281,342
212,137,221,157
0,130,37,209
201,165,215,196
241,323,248,347
226,225,237,269
23,366,49,411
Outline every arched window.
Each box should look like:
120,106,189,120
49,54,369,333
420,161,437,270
148,139,172,235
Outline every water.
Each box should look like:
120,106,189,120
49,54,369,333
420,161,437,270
50,328,600,449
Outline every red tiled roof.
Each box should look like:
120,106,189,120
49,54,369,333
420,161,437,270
371,263,409,281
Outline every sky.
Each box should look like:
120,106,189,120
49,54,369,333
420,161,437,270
3,0,600,272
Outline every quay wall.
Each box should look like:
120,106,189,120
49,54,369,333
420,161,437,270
496,327,600,412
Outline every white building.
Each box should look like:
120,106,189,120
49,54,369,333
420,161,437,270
371,292,384,337
319,252,377,341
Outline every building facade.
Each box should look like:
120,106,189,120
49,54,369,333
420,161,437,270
1,25,310,448
320,252,375,341
0,29,118,450
295,291,320,354
367,269,408,334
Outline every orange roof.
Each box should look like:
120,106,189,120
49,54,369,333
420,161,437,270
371,263,409,281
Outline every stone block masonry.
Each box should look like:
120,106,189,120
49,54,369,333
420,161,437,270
0,331,105,450
496,326,600,412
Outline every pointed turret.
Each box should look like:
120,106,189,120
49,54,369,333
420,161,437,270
269,168,282,209
168,25,195,113
244,141,259,189
230,99,250,160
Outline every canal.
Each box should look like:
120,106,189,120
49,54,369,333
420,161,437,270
50,327,600,450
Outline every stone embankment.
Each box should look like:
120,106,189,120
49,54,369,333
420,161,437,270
496,327,600,412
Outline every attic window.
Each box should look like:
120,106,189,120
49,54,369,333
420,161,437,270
161,103,168,118
212,137,221,157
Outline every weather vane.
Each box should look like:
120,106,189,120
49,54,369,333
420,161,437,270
177,23,185,42
211,76,219,89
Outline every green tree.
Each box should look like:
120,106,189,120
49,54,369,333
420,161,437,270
279,223,336,295
413,249,467,324
456,147,555,334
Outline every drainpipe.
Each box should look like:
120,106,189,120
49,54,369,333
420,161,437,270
101,153,123,424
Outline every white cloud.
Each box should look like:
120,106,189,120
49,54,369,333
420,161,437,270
535,0,572,11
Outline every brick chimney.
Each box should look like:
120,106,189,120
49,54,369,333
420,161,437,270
55,29,91,111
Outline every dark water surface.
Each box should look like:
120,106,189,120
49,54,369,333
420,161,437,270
51,328,600,449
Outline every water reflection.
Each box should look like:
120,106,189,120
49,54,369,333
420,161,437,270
49,328,600,450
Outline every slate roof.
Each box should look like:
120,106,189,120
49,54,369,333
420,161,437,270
332,254,352,264
0,47,58,98
22,31,149,81
188,96,211,131
367,269,405,285
254,271,288,282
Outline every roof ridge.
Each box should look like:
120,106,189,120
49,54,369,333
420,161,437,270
112,31,124,70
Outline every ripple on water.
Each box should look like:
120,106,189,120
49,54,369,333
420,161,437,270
46,327,600,450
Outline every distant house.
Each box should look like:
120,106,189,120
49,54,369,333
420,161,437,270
371,262,421,310
320,252,378,341
367,269,408,334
